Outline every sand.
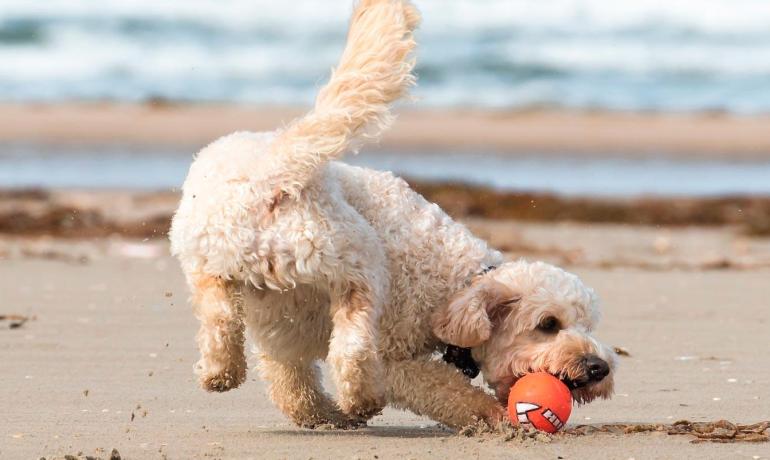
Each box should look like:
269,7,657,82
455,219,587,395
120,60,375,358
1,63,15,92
3,188,770,242
1,103,769,458
2,221,769,460
3,103,770,158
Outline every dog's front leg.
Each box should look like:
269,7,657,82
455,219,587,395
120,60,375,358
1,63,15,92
191,275,247,392
384,358,505,429
327,283,385,421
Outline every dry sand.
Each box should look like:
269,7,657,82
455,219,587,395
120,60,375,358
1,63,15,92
2,222,769,460
3,103,770,158
1,103,769,458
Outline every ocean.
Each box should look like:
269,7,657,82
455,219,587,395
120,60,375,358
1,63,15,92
2,0,770,112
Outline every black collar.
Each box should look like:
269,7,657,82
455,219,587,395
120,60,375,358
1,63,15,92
443,344,479,378
441,265,497,379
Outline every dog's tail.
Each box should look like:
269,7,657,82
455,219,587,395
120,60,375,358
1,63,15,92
267,0,420,200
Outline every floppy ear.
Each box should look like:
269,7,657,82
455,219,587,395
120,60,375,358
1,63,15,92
431,276,515,348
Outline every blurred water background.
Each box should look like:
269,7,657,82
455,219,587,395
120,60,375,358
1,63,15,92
3,144,770,197
2,0,770,112
1,0,770,196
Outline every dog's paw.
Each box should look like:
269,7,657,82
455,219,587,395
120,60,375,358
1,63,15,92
196,360,246,393
200,371,244,392
303,417,368,431
480,402,507,427
329,417,369,431
336,379,386,421
295,412,368,431
338,395,385,421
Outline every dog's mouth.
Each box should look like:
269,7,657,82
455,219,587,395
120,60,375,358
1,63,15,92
490,354,613,404
493,372,597,404
560,374,592,390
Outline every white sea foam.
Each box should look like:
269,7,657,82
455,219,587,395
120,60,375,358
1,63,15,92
1,0,770,111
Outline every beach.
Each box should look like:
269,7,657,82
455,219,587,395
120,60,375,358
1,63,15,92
2,223,769,459
3,0,770,457
1,103,769,460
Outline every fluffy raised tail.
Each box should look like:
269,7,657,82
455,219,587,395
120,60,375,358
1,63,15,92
268,0,420,200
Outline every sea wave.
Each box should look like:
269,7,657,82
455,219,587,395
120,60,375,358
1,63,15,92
2,0,770,112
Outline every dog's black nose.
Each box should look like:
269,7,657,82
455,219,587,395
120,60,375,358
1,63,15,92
584,355,610,381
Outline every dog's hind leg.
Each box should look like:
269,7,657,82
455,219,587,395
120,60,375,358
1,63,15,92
247,286,357,428
384,359,505,429
257,353,359,429
191,275,247,392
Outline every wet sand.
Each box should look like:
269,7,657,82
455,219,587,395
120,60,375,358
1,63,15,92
1,220,769,459
2,103,770,158
3,187,770,240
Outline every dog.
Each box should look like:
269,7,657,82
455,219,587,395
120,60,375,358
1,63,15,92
169,0,615,429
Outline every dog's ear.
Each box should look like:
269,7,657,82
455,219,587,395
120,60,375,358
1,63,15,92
432,276,516,347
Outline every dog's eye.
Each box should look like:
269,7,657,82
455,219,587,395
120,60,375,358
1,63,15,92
537,316,561,333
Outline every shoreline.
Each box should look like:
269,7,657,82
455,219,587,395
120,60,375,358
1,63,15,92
2,103,770,159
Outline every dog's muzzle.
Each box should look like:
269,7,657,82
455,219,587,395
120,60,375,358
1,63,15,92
563,354,610,390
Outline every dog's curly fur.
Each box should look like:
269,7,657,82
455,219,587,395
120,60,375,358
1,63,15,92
170,0,616,429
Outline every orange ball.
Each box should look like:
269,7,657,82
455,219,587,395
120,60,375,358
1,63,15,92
507,372,572,433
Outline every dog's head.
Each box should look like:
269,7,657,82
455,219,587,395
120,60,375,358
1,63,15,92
432,259,616,405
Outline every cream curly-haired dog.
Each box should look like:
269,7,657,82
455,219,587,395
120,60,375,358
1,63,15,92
170,0,616,429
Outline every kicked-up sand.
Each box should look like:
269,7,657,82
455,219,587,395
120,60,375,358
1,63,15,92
1,220,769,460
